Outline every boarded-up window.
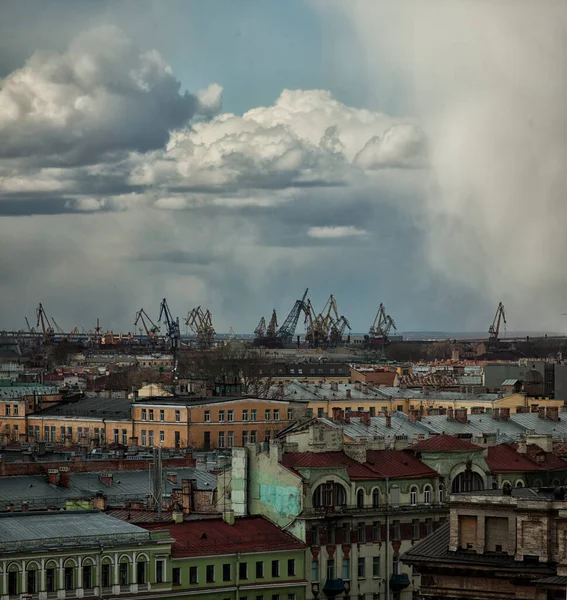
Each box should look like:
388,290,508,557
485,517,508,552
459,516,477,549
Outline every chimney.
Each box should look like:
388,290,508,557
344,442,367,464
167,472,178,485
538,406,546,420
7,503,14,512
346,389,352,399
196,456,206,471
59,466,70,487
471,406,485,415
517,439,527,454
354,382,362,392
332,407,342,423
500,407,510,421
99,473,113,487
105,389,112,399
47,468,59,486
385,415,392,429
330,382,338,392
492,408,500,420
21,502,29,512
222,509,235,525
362,384,369,395
172,502,184,523
455,408,468,424
547,406,559,421
92,491,107,511
447,407,454,420
408,409,421,424
360,411,371,426
181,479,193,513
516,406,529,414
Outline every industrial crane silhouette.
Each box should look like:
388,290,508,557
488,302,506,351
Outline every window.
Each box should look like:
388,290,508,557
149,409,154,421
410,486,418,506
426,518,433,535
47,567,56,592
326,559,335,580
204,410,211,422
189,566,198,584
287,595,296,600
156,560,165,583
256,561,264,578
102,564,111,588
223,563,231,582
287,408,293,420
265,430,272,442
357,557,366,578
137,561,146,585
113,429,119,444
357,489,365,508
250,430,257,443
342,558,350,580
83,565,93,589
271,560,280,577
413,519,420,539
228,431,234,448
172,568,181,586
265,409,271,420
372,488,380,508
160,430,165,443
174,409,180,422
148,430,154,445
219,431,225,447
141,430,147,446
122,429,127,445
251,409,257,421
393,520,401,540
206,565,215,583
228,410,234,422
65,566,74,590
239,562,248,580
317,408,324,418
242,409,249,421
358,522,366,543
219,410,225,422
272,595,280,600
287,559,295,576
5,405,10,416
274,409,280,421
8,571,18,595
372,521,381,542
424,485,432,505
27,568,37,593
439,484,445,503
242,430,249,445
372,556,380,578
311,561,319,581
142,409,147,421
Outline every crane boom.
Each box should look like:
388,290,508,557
488,301,506,349
277,288,309,344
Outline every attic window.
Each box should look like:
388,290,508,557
200,533,207,540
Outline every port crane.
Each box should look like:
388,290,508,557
254,316,266,339
186,306,215,348
35,303,54,343
134,308,160,341
158,298,181,392
266,310,278,339
488,301,506,351
277,288,309,345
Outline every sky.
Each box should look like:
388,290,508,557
0,0,566,335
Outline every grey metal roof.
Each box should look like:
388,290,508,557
0,468,216,509
281,381,382,402
509,413,567,437
502,379,521,386
320,413,430,440
0,511,149,551
35,395,132,419
0,384,59,399
376,387,499,402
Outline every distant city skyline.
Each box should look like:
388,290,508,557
1,1,565,333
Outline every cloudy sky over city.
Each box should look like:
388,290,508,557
1,0,566,334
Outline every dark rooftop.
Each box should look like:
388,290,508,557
37,395,132,419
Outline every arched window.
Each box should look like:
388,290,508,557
515,480,524,488
136,559,147,585
26,562,39,594
372,488,380,508
552,478,561,487
357,489,365,509
312,482,347,508
410,486,418,506
439,484,445,503
451,471,484,493
533,478,543,488
119,557,131,587
7,563,20,596
424,485,432,505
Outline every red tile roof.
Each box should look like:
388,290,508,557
485,444,567,473
366,449,440,479
409,435,483,453
141,516,305,557
281,450,439,480
281,451,377,479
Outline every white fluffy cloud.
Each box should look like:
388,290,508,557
308,226,368,239
0,25,220,163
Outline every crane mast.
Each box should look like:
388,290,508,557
277,288,309,345
254,316,266,339
134,308,160,341
488,301,506,350
35,303,54,343
186,306,215,349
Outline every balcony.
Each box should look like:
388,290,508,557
389,573,411,591
302,502,447,518
322,578,345,599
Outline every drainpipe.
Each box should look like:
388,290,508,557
236,552,240,600
386,477,390,600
